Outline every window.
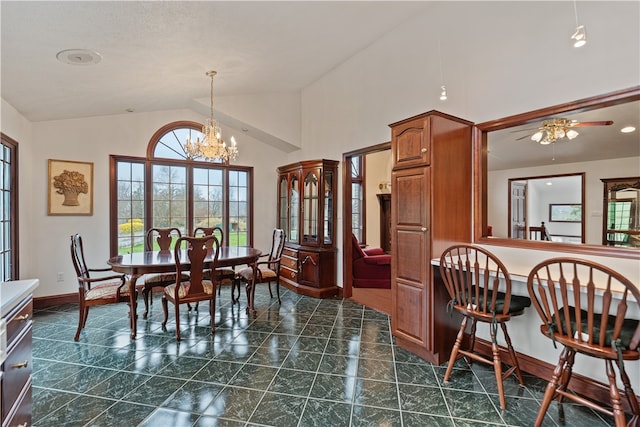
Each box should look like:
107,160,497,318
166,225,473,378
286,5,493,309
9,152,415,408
0,133,18,280
110,122,252,255
351,155,364,242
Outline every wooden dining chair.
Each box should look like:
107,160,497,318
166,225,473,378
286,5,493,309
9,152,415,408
237,228,286,305
70,234,136,341
194,226,239,302
439,244,531,410
527,257,640,427
161,234,220,341
141,227,188,318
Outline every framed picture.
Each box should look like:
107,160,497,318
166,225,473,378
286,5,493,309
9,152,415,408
48,159,94,215
549,203,582,223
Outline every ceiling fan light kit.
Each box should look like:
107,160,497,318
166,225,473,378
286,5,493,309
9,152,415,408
529,117,613,145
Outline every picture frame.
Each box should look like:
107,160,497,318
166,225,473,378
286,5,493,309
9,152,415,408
549,203,582,223
48,159,94,215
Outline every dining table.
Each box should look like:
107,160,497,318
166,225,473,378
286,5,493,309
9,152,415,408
108,246,263,339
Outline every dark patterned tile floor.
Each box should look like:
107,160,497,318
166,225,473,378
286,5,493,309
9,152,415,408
31,286,616,426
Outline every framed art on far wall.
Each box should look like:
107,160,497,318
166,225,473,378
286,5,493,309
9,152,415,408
48,159,94,215
549,203,582,223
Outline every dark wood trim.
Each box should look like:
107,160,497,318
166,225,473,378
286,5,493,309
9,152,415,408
0,133,19,280
33,293,78,309
476,87,640,131
473,86,640,260
474,338,639,415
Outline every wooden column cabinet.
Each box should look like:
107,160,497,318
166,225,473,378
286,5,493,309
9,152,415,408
390,111,473,365
277,159,339,298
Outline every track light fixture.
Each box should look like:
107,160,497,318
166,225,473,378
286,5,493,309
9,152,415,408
571,1,587,47
439,86,448,101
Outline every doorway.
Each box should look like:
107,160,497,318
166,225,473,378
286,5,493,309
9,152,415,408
342,141,391,314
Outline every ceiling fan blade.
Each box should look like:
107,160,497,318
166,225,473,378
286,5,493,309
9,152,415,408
516,134,532,141
572,120,614,127
509,126,540,133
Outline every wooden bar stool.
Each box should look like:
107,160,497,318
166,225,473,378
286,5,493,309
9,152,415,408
527,257,640,427
439,244,532,410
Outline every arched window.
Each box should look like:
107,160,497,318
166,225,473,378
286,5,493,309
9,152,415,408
110,121,252,255
147,121,225,163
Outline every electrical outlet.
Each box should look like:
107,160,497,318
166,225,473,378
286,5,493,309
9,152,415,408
57,272,64,282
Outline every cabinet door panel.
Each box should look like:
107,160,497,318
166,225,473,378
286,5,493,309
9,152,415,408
393,282,425,344
299,251,319,287
392,117,430,168
394,170,428,227
396,230,427,284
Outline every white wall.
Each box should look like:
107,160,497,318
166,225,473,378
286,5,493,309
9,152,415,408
4,108,284,298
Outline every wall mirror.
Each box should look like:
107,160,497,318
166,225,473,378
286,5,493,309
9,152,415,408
506,173,584,243
475,86,640,259
602,177,640,248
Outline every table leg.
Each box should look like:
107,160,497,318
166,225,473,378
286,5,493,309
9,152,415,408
129,274,140,339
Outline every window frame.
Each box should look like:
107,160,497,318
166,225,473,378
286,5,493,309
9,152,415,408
0,133,19,281
109,121,253,256
350,154,365,243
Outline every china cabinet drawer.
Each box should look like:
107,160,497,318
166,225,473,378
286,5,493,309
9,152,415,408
281,255,298,270
280,267,298,283
282,247,298,258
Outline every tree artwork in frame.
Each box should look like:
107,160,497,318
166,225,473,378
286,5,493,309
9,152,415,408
549,203,582,223
48,159,94,215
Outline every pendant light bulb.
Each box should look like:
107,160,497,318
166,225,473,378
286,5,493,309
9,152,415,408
439,85,448,101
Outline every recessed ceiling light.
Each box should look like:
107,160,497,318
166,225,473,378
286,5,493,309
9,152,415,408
546,182,553,186
621,126,636,133
56,49,102,65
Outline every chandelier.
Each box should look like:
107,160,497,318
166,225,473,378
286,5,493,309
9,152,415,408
530,118,579,145
185,70,238,162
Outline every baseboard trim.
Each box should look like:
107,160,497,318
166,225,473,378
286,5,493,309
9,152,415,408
34,293,77,309
475,338,639,415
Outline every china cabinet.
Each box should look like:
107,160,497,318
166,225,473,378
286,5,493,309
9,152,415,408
602,177,640,248
390,111,473,364
277,159,339,298
377,193,392,253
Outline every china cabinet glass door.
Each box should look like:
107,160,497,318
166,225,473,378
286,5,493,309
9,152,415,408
303,171,319,243
289,175,299,243
279,175,288,239
324,171,333,244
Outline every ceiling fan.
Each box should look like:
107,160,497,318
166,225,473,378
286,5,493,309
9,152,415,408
515,118,614,144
